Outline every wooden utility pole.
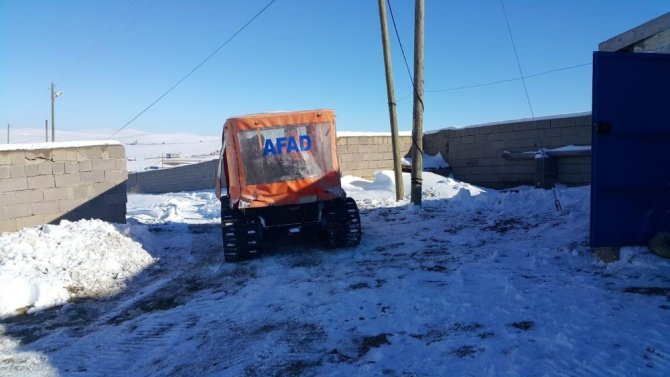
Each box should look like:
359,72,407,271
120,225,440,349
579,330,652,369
50,82,56,142
377,0,404,201
50,82,62,142
410,0,424,205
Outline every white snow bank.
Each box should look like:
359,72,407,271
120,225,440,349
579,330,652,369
0,219,155,318
343,170,482,203
0,140,122,152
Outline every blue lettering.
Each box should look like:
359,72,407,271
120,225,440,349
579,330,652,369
299,135,311,151
286,136,300,153
263,139,277,156
275,137,287,155
263,135,312,156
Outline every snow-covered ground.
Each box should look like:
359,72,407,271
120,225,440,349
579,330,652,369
1,172,669,376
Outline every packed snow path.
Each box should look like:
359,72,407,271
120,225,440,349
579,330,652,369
1,173,669,376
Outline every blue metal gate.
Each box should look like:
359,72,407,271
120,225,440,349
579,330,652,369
591,51,670,248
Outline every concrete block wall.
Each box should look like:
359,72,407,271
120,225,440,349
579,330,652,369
337,135,413,179
126,135,412,194
422,113,592,188
127,159,219,194
0,142,127,233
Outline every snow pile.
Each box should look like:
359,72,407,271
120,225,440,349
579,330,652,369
128,191,220,224
343,170,482,203
0,220,155,318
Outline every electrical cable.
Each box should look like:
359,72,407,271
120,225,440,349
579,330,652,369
59,0,145,90
426,62,592,93
501,0,562,212
386,0,423,156
107,0,278,139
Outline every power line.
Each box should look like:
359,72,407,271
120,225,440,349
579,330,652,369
395,61,591,102
501,0,562,212
58,0,146,90
386,0,423,157
425,62,592,93
386,0,414,88
107,0,278,139
62,0,156,91
500,0,535,121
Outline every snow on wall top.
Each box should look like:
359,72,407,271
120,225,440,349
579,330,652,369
0,140,122,152
337,131,412,137
424,111,592,135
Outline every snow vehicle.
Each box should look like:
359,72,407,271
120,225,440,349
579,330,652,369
215,109,361,262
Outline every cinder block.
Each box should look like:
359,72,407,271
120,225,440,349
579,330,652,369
52,162,65,174
105,169,127,183
10,165,25,178
6,204,32,218
15,190,43,204
0,218,17,233
70,184,92,199
116,159,127,171
44,187,72,201
53,149,78,162
102,193,127,205
106,145,125,159
27,175,55,189
43,212,62,224
0,177,28,192
64,161,79,174
0,166,9,178
24,165,39,177
25,149,54,162
0,153,10,165
92,181,116,195
10,151,25,164
58,198,87,212
32,201,59,215
91,159,117,171
55,173,81,188
115,204,127,217
0,192,14,206
80,171,105,183
38,163,53,175
14,214,43,229
79,160,93,172
77,148,103,161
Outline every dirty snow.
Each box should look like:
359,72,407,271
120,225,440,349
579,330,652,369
1,171,669,376
0,220,155,317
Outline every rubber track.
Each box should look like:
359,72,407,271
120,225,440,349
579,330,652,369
323,198,362,248
222,208,261,262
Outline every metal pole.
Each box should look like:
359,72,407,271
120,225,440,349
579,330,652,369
410,0,424,206
45,120,48,142
50,82,55,142
377,0,404,201
6,123,9,144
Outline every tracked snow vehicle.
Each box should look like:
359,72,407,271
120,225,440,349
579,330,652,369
215,109,361,262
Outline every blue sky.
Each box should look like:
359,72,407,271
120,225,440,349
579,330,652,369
1,1,668,140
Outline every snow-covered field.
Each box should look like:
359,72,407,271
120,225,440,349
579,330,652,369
1,172,669,376
6,128,221,172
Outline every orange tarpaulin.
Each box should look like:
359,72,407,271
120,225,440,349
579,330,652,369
220,109,343,208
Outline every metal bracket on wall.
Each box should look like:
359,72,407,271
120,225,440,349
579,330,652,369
594,122,612,134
